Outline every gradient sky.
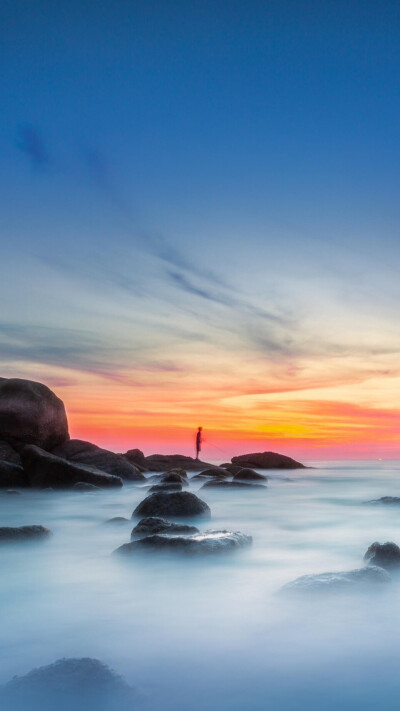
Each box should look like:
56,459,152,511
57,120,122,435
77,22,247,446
1,0,400,459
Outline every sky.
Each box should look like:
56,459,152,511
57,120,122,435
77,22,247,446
1,0,400,459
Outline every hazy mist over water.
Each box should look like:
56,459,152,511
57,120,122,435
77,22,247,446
1,462,400,709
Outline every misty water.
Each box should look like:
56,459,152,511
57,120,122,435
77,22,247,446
2,461,400,710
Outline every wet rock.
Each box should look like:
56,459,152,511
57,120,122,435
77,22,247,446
115,530,252,555
232,468,268,481
201,480,266,490
0,440,21,465
72,482,101,491
104,517,130,525
281,566,391,594
132,491,211,519
0,525,52,541
160,471,188,485
0,378,69,451
144,454,220,472
21,445,123,489
0,657,137,711
231,451,306,469
131,517,199,538
0,460,29,488
52,439,144,482
368,496,400,504
364,541,400,569
148,482,182,493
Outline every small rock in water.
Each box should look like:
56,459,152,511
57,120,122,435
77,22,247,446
115,529,252,555
148,482,182,493
281,566,391,594
0,657,137,711
72,482,101,491
232,468,268,481
0,525,52,541
104,517,130,525
132,491,211,519
131,516,199,538
364,541,400,569
367,496,400,504
3,489,21,495
198,468,230,478
201,480,266,490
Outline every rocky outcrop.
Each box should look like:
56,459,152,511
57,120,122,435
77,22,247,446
131,517,199,538
364,541,400,569
0,378,69,451
21,445,123,489
231,451,306,469
52,439,144,481
0,657,137,711
115,530,252,555
124,448,148,469
281,566,391,593
232,468,268,481
0,525,52,541
0,460,29,488
144,454,220,472
132,491,211,519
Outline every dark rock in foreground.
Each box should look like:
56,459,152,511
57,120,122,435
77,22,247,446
281,566,390,594
22,445,123,489
0,440,21,465
0,657,137,711
52,439,144,482
201,480,266,490
364,541,400,569
133,491,211,519
131,516,199,538
161,471,188,484
0,378,69,452
0,460,29,488
232,468,268,481
0,525,52,541
115,529,252,555
144,453,220,472
231,451,306,469
124,448,148,469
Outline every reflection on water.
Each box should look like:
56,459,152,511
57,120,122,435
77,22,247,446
1,461,400,709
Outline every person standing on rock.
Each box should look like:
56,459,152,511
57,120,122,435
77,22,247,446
195,427,203,460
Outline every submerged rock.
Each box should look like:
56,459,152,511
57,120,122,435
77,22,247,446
0,525,52,541
52,439,144,482
104,517,130,525
281,566,391,594
201,480,266,490
148,482,182,493
364,541,400,569
144,453,220,472
232,468,268,481
131,516,199,538
197,467,230,478
72,482,101,491
0,378,69,452
115,530,252,555
220,464,246,475
160,471,188,485
231,451,306,470
367,496,400,505
0,460,29,488
22,445,123,489
132,491,211,519
0,657,137,711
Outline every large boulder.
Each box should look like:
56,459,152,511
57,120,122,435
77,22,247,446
131,517,199,538
0,525,51,541
144,454,220,472
52,439,144,481
281,566,391,594
231,451,306,469
0,440,21,465
0,378,69,451
115,530,252,555
124,448,148,469
0,657,137,711
364,541,400,569
0,460,29,488
21,445,123,489
132,491,211,519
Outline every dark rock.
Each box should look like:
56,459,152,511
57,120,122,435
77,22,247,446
160,471,188,485
132,491,211,519
281,566,391,593
364,541,400,569
72,482,101,491
0,460,29,488
104,517,130,524
0,378,69,451
232,468,268,481
0,657,137,711
0,525,52,541
148,482,182,493
231,451,306,469
52,439,144,481
4,489,21,495
198,467,230,478
21,445,123,489
115,529,252,555
368,496,400,504
220,464,246,475
190,473,226,482
124,448,147,469
201,480,266,490
131,517,199,538
0,440,21,465
144,453,220,472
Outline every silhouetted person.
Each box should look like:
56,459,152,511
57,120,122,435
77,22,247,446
196,427,203,460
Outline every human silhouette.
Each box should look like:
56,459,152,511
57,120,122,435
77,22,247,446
195,426,203,460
